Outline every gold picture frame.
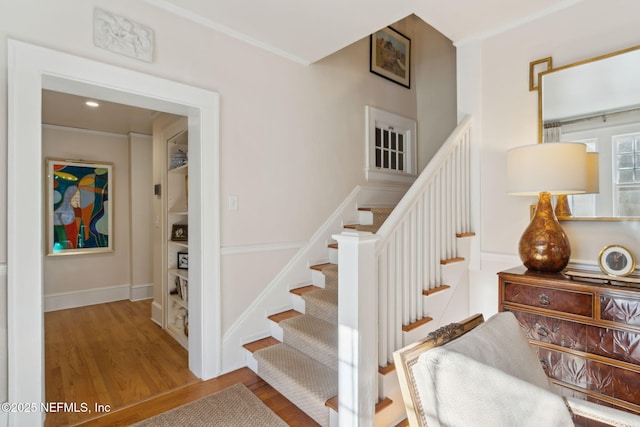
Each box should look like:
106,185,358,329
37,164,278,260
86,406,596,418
598,244,636,277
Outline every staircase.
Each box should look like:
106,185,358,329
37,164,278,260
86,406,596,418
244,208,394,426
241,116,473,426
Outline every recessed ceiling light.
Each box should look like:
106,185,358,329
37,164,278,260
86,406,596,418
85,100,100,108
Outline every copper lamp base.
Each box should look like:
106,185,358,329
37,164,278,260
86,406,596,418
519,192,571,273
554,194,572,217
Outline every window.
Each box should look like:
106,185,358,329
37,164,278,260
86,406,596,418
366,106,417,185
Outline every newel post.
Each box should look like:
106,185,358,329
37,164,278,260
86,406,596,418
332,231,379,426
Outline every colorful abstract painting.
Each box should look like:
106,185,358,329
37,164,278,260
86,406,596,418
47,159,113,255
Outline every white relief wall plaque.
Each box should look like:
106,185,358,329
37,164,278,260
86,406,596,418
94,8,154,62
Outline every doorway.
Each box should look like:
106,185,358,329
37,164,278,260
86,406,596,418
7,40,221,425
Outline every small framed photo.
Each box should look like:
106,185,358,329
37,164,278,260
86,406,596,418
177,251,188,269
171,224,188,241
174,276,182,299
370,27,411,89
598,245,636,277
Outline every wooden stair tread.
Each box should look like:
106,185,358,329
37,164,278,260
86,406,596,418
378,364,396,375
310,263,334,271
456,231,476,238
328,243,339,249
268,309,302,324
243,337,280,353
358,205,395,211
440,256,464,265
395,418,410,427
290,285,321,296
325,396,338,411
324,396,393,413
376,397,393,413
423,284,451,296
402,316,433,332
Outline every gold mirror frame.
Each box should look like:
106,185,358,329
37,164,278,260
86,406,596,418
537,44,640,221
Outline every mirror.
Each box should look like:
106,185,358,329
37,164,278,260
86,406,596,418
539,45,640,220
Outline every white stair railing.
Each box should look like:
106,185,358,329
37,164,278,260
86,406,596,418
335,116,472,426
376,115,472,367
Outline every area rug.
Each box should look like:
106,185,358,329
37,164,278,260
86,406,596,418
131,383,288,426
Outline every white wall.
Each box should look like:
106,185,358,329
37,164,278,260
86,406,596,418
129,133,154,298
461,0,640,317
42,126,131,296
1,0,457,392
412,16,457,170
42,127,154,309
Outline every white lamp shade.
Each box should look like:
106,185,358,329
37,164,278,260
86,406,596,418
507,142,588,195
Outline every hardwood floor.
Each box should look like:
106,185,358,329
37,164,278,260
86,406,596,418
45,299,318,426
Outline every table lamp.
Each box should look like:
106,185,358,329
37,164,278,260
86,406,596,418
507,142,588,272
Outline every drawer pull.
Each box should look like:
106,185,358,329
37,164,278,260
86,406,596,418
539,294,550,306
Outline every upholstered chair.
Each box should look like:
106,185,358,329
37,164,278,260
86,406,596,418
393,312,640,427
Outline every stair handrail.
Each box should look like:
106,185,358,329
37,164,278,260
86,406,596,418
375,115,472,247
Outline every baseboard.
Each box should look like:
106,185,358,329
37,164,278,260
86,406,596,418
151,300,163,326
44,285,130,312
130,283,154,301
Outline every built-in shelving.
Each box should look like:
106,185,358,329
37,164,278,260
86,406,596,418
165,124,189,349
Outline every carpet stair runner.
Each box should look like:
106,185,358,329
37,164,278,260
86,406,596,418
247,207,393,427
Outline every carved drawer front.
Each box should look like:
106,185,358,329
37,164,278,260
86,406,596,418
511,310,640,366
601,295,640,327
536,346,640,409
503,281,593,317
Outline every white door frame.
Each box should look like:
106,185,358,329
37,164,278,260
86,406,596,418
7,40,221,425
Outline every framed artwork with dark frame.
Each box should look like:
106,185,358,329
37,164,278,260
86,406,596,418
370,27,411,89
171,224,188,241
177,251,189,269
598,244,636,277
46,158,113,256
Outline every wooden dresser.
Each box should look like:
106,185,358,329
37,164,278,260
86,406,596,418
498,266,640,415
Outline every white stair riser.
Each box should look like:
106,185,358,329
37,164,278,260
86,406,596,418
378,370,399,401
291,293,306,313
376,371,406,427
441,258,469,288
328,247,339,265
245,350,259,373
329,408,339,427
269,319,284,342
358,210,374,225
456,235,472,259
312,269,327,288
